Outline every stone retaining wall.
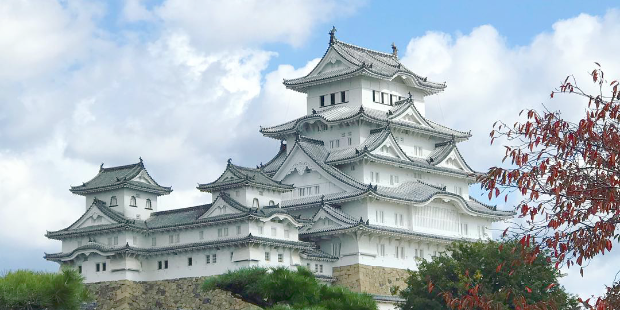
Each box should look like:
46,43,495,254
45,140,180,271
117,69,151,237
333,264,410,295
86,277,260,310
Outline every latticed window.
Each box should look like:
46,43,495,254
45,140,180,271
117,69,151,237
130,196,137,207
110,196,117,206
145,199,152,209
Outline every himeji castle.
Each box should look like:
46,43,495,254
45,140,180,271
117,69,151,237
45,28,513,309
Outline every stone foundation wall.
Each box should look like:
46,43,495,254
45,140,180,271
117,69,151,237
333,264,410,295
86,277,260,310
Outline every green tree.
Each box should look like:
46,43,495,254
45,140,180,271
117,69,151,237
203,266,377,310
398,241,578,310
0,268,91,310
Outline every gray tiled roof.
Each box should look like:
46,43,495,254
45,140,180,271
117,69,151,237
47,194,306,239
70,161,172,195
261,143,288,176
283,39,446,95
427,139,476,173
197,160,294,192
260,99,470,141
300,247,339,261
45,235,317,261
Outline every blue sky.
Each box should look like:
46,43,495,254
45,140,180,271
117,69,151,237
1,0,619,300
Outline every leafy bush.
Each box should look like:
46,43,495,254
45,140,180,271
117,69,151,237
399,241,578,310
203,266,377,310
0,268,91,310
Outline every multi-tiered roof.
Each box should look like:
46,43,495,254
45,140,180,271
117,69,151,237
283,27,446,95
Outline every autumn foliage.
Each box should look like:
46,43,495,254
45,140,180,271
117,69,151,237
463,64,620,310
427,65,620,310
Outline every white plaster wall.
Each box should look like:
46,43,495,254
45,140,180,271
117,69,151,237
359,76,426,115
66,245,310,283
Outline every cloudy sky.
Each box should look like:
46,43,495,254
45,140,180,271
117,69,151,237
1,0,619,300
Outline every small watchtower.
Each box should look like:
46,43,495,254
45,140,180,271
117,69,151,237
69,159,172,219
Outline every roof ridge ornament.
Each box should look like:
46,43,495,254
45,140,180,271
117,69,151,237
408,92,412,100
99,163,104,172
227,158,232,165
391,42,398,57
329,26,337,45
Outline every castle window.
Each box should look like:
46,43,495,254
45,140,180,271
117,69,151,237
253,198,260,208
341,91,347,103
378,244,386,256
206,255,211,264
265,252,270,261
96,263,100,272
314,185,320,194
236,226,241,235
164,260,168,269
315,264,318,272
413,146,422,157
130,196,137,207
213,254,217,263
381,92,387,104
376,210,384,223
78,266,82,274
320,95,325,107
102,262,107,271
145,199,152,209
110,196,117,206
332,242,341,256
235,190,240,197
372,90,379,103
319,265,323,273
284,229,290,238
268,200,275,206
188,257,193,266
347,137,352,145
158,261,162,269
330,93,336,105
271,227,276,237
278,254,283,262
169,235,174,244
306,263,310,269
230,252,234,261
259,226,264,235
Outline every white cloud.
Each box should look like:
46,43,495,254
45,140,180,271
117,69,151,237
154,0,364,48
122,0,155,22
401,9,620,300
0,0,98,80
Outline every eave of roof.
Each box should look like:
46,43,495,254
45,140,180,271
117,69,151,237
197,160,294,192
69,161,172,196
259,99,470,142
283,39,446,96
45,234,316,261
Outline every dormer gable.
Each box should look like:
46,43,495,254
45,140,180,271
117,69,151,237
369,132,410,161
390,104,431,127
308,48,356,77
198,193,249,219
430,143,476,174
302,204,357,233
65,199,126,231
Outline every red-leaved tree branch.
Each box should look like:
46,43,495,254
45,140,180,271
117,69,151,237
433,65,620,310
475,64,620,309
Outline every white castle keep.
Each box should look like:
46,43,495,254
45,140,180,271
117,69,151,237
45,28,512,308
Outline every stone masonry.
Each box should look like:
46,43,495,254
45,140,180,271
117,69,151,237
333,264,410,296
86,277,261,310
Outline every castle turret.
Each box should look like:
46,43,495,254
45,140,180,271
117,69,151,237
69,159,172,219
